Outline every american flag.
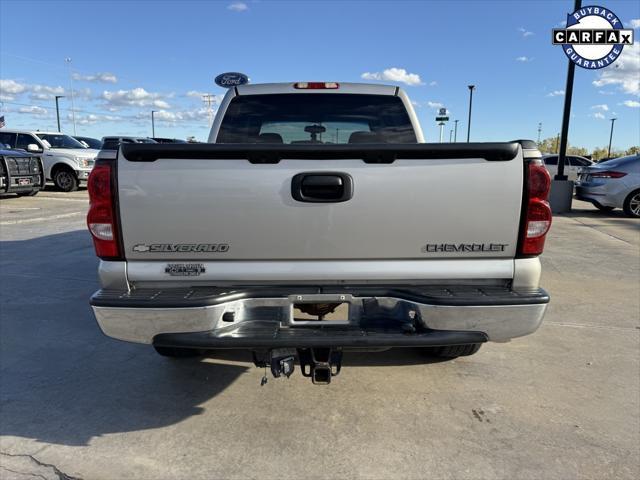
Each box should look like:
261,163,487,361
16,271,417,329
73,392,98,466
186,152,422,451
0,115,5,128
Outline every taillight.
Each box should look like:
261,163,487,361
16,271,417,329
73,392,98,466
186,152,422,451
519,159,552,256
589,170,627,178
87,162,121,259
294,82,339,89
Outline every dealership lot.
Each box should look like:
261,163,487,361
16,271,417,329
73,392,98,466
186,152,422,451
0,191,638,480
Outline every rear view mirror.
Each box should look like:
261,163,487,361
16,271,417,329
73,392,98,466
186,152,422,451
27,144,42,153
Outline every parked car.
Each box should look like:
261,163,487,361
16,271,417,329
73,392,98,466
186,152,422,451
87,81,552,385
101,136,157,150
0,147,45,196
0,130,97,191
151,137,188,144
575,154,640,217
74,136,103,150
542,154,593,182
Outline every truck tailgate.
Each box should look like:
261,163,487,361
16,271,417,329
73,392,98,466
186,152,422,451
117,144,523,263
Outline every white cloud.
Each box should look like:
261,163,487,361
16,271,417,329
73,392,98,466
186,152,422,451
516,56,533,62
598,90,615,95
18,105,48,116
428,81,438,87
0,79,27,95
622,100,640,108
138,107,210,124
186,90,208,98
72,72,117,83
102,87,172,109
70,113,121,125
227,2,248,12
629,19,640,29
361,67,423,86
591,112,605,119
29,84,65,100
592,43,640,96
591,104,609,111
518,27,534,37
547,90,565,97
426,101,444,109
1,79,68,101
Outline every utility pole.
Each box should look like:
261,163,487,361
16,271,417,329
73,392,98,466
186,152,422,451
453,119,459,142
607,118,616,159
64,58,77,135
55,95,65,132
449,129,453,142
537,122,542,144
202,94,216,127
466,85,475,142
151,110,157,137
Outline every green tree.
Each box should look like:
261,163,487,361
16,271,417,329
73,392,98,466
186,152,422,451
537,136,560,154
567,146,588,156
625,146,639,156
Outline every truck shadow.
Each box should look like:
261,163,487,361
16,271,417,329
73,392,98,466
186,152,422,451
0,229,247,446
0,229,445,447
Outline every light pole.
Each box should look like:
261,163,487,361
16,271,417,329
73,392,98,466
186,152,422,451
454,119,459,142
466,85,475,142
55,95,65,132
64,57,77,135
438,122,445,143
151,110,157,137
607,118,616,159
557,0,582,181
449,129,453,142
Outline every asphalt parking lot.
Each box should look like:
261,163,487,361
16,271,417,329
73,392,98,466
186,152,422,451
0,189,638,480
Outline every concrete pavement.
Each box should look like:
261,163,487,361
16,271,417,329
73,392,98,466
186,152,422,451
0,192,638,480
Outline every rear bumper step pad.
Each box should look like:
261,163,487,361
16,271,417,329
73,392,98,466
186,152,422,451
153,326,488,349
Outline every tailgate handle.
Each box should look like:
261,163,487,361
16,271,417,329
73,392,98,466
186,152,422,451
292,172,353,203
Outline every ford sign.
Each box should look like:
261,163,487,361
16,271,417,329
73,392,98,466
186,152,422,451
215,72,249,88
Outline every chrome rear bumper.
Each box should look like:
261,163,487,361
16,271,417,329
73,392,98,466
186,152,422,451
90,286,549,345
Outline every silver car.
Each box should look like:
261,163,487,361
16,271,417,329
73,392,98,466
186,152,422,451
542,154,593,182
575,154,640,217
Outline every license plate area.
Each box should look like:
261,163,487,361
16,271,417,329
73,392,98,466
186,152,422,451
288,294,352,326
17,177,31,186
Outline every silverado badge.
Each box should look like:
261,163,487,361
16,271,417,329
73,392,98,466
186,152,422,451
132,243,229,253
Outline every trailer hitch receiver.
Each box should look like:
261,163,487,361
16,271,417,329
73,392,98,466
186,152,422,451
298,348,342,385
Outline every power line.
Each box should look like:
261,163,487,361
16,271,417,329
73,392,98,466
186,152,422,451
0,100,210,127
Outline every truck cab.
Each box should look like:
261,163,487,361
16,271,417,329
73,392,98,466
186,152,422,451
0,129,97,191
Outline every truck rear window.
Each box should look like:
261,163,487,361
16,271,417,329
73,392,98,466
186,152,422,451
216,94,417,144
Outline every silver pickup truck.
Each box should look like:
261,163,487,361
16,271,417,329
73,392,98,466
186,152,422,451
87,82,552,384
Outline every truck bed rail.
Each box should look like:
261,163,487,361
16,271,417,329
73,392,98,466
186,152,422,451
121,142,521,164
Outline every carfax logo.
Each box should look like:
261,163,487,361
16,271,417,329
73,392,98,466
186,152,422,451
552,5,634,69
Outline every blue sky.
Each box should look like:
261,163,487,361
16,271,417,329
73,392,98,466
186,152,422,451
0,0,639,149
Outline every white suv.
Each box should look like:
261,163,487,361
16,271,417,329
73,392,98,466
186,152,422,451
0,129,97,191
